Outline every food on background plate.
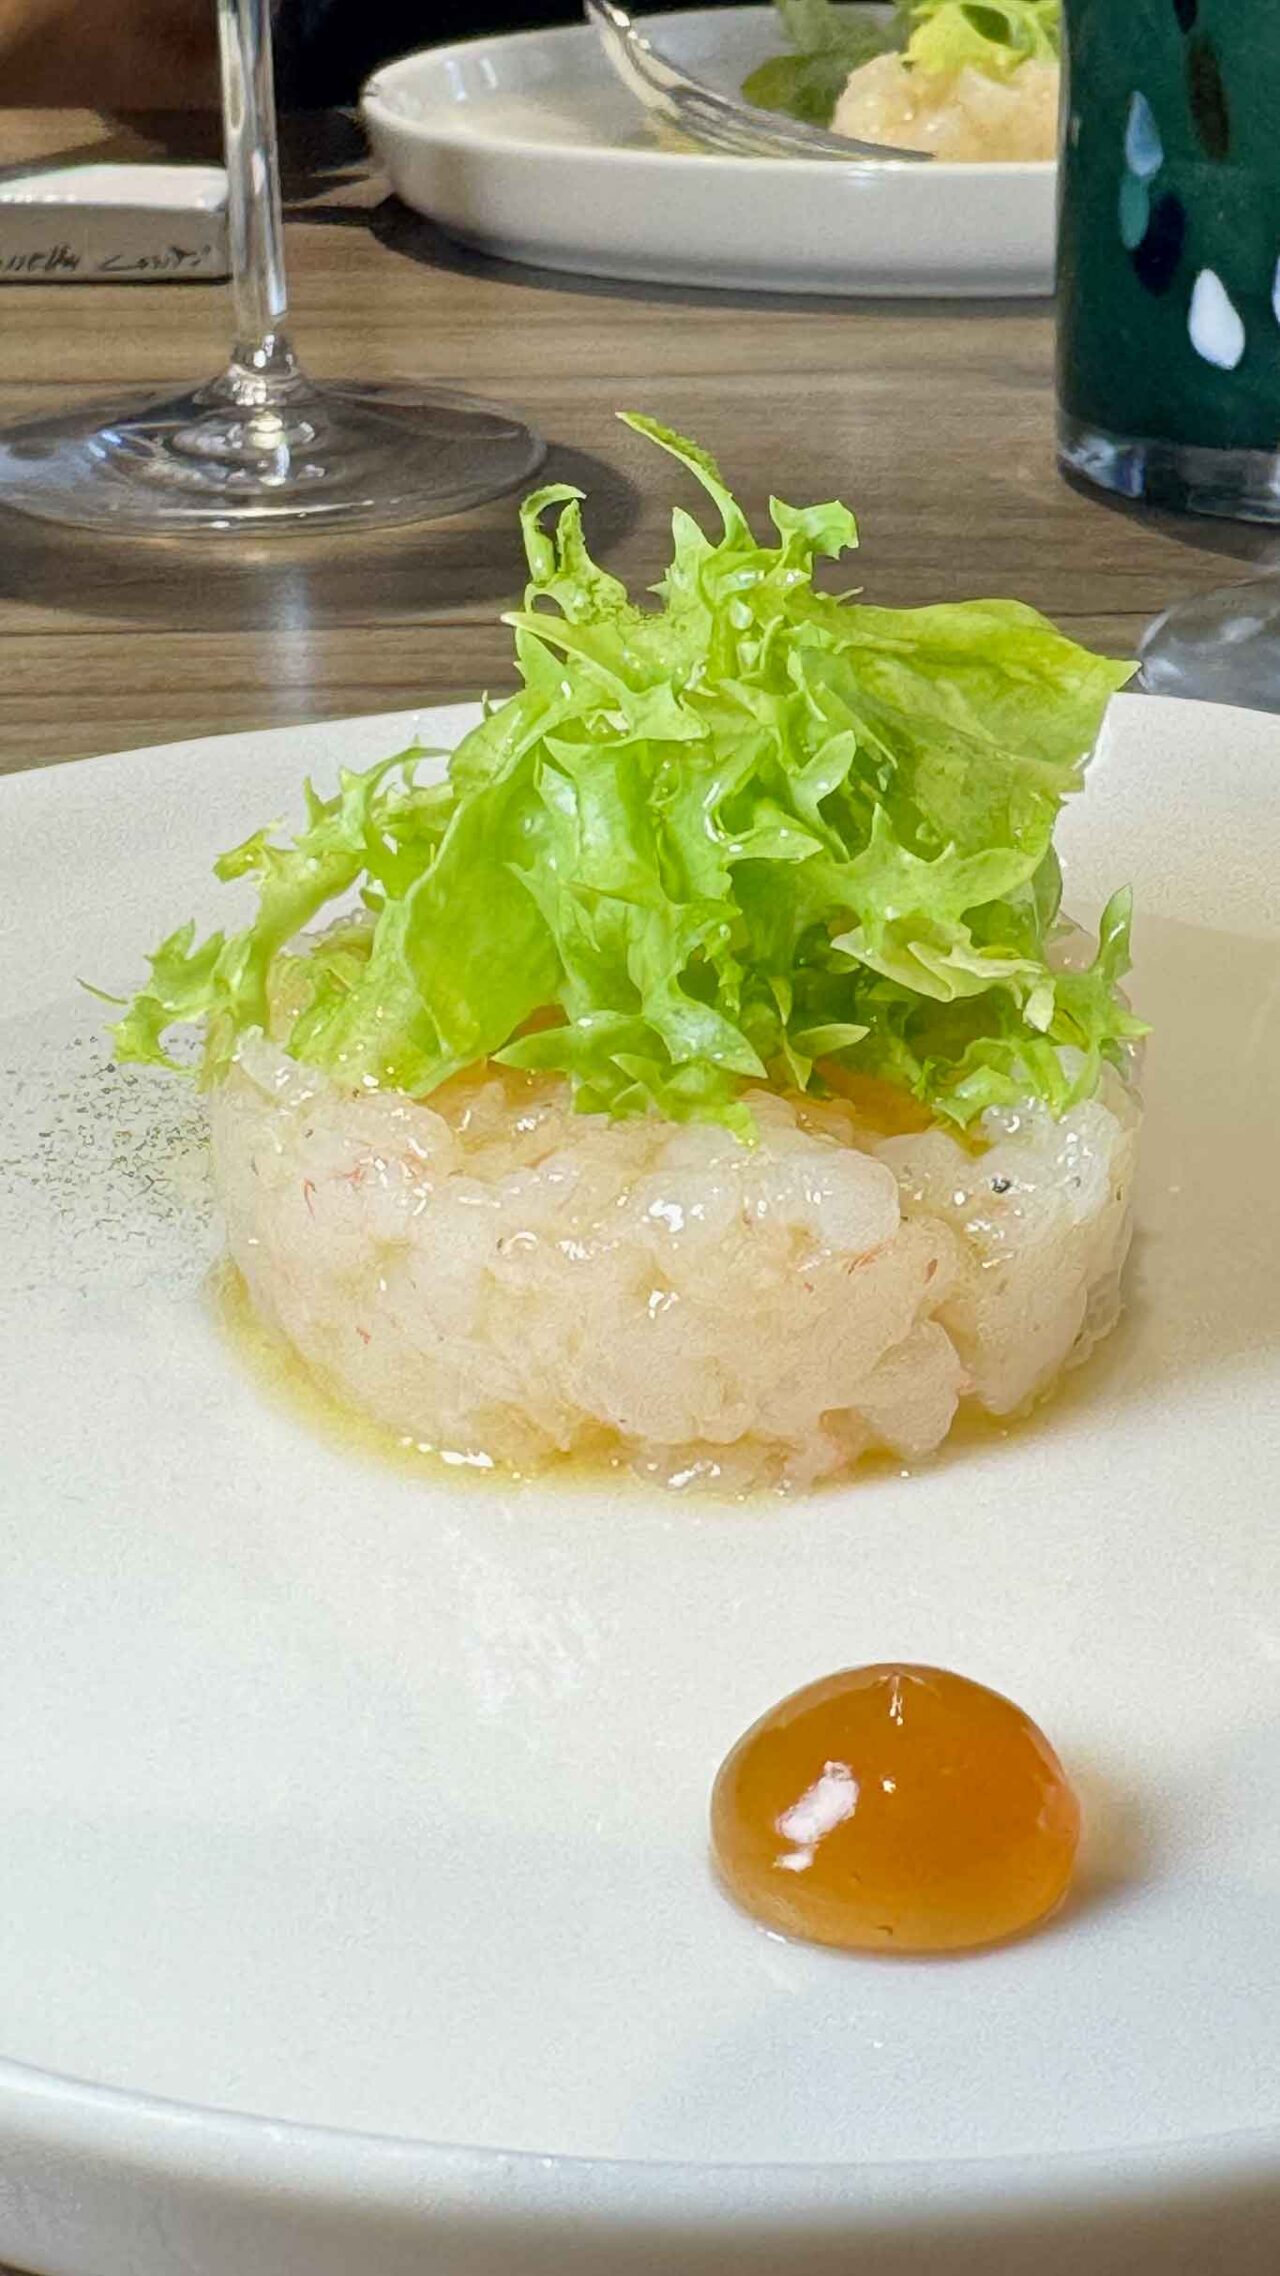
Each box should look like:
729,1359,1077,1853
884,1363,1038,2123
712,1663,1081,1951
745,0,1060,162
111,416,1141,1492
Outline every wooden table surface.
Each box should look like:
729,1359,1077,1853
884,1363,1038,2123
0,104,1271,784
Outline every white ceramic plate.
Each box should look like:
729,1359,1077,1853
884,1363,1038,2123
1,691,1278,2276
361,8,1056,297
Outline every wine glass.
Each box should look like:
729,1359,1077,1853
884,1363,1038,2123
1140,579,1280,711
0,0,544,534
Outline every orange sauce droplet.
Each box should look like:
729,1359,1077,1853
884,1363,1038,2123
814,1065,935,1137
711,1664,1080,1954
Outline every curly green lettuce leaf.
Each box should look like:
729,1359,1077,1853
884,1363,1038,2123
904,0,1059,78
111,414,1138,1138
743,0,892,124
747,0,1059,127
834,885,1145,1127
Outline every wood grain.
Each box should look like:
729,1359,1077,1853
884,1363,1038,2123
0,108,1267,776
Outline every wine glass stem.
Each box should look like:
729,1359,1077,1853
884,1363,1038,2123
216,0,295,389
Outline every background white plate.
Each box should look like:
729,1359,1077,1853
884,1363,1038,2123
1,692,1278,2276
362,8,1056,297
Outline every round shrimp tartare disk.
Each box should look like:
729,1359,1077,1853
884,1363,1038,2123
112,416,1142,1494
213,1040,1136,1490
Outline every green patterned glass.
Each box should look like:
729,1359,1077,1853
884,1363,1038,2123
1058,0,1280,521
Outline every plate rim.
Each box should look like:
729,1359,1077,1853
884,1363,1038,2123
2,2046,1277,2220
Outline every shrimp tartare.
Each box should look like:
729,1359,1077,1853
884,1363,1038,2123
113,416,1141,1491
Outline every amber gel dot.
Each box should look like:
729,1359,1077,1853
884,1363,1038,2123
711,1663,1081,1954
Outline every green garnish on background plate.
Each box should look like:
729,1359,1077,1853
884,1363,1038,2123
113,414,1139,1140
743,0,1060,129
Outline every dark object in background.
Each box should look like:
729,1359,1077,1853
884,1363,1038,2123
1057,0,1280,520
276,0,691,106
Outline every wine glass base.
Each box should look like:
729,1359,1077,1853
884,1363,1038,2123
1141,579,1280,712
0,378,545,534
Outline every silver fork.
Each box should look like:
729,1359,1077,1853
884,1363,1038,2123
583,0,931,163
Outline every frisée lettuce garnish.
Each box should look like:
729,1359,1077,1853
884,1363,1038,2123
113,415,1140,1140
743,1,1060,129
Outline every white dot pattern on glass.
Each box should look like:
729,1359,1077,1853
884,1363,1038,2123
1188,269,1246,371
1118,175,1149,252
1124,91,1164,182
